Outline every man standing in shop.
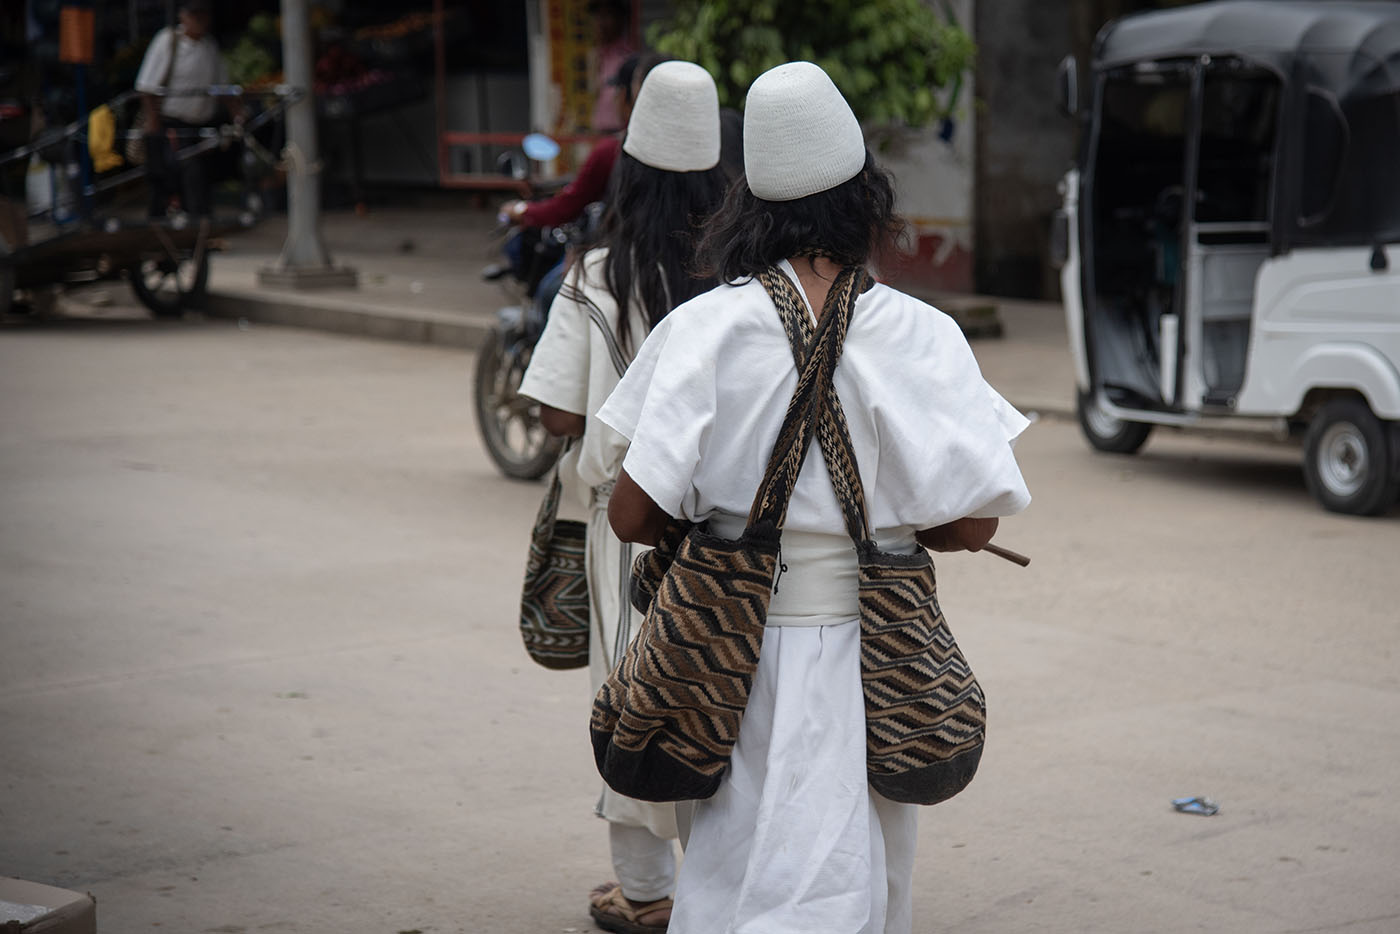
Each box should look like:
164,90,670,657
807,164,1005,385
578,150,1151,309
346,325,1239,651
134,0,244,219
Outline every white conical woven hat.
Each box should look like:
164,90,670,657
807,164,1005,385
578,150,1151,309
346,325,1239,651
622,61,720,172
744,62,865,201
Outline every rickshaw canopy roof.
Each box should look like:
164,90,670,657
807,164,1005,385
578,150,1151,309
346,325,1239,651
1096,0,1400,100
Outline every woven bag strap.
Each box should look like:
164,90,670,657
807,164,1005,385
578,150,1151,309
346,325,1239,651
765,266,876,548
158,26,180,92
743,267,854,532
530,438,575,543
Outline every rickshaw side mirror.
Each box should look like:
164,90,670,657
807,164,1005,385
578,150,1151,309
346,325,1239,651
1057,55,1079,118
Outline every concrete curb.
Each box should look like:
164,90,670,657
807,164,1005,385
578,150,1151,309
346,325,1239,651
205,289,494,349
203,285,1083,422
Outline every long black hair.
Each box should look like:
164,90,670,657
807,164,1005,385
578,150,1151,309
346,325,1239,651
697,152,906,283
589,151,730,353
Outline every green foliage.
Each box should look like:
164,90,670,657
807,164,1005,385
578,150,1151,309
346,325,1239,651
224,35,278,86
224,12,281,86
648,0,975,127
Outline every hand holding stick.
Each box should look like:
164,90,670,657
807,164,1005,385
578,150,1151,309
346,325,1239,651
982,542,1030,567
917,519,1027,566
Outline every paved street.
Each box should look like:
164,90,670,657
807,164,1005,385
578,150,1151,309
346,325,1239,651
2,317,1398,934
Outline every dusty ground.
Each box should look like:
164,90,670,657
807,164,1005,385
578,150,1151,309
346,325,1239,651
1,317,1397,933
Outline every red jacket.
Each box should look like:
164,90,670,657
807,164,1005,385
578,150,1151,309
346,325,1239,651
518,136,621,229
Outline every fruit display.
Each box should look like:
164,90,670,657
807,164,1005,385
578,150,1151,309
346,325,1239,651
314,39,405,102
225,38,278,87
224,13,280,88
314,43,366,93
205,6,438,119
320,68,397,99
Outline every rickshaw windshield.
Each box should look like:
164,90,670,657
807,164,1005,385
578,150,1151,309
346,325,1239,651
1296,80,1400,244
1092,0,1400,249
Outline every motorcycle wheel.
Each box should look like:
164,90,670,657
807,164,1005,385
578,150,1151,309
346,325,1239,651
474,328,564,480
128,249,209,318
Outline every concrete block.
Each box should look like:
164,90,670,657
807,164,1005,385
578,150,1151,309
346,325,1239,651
0,877,96,934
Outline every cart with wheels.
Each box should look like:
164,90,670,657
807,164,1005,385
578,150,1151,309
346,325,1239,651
0,85,298,319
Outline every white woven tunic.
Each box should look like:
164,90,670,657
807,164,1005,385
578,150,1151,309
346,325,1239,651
519,249,678,841
520,248,646,505
597,262,1031,933
598,262,1030,538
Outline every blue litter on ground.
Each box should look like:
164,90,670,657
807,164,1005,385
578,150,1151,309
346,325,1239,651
1172,796,1220,816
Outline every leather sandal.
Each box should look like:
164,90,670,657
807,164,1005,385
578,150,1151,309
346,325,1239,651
588,881,672,934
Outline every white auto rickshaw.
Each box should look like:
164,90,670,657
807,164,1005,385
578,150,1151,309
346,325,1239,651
1052,0,1400,515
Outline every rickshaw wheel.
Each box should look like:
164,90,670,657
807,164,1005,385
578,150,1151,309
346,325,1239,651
1302,398,1398,516
128,251,210,318
1076,390,1152,454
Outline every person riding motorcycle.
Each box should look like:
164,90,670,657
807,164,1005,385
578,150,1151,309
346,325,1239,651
472,53,670,481
491,54,668,304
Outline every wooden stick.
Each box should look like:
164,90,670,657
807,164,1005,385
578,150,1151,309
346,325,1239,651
983,542,1030,567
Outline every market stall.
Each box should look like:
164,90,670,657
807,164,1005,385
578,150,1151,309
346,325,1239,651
4,0,644,207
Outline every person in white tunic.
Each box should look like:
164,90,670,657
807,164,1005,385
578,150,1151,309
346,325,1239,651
133,0,243,218
518,61,731,934
599,62,1033,934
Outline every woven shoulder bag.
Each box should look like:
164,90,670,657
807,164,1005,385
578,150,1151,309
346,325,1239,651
518,459,590,669
589,266,860,802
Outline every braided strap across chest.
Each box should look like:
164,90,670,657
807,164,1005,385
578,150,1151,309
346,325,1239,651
764,267,987,806
590,269,856,802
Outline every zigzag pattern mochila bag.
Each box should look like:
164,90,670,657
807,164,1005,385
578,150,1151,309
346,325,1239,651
763,269,986,806
518,460,590,670
589,267,861,802
518,292,633,672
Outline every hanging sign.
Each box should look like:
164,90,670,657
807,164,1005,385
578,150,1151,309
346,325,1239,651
59,6,96,65
545,0,592,135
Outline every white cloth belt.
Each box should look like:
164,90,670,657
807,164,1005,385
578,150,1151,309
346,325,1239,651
707,518,861,627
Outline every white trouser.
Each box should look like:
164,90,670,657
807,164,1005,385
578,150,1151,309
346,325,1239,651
587,495,679,900
668,618,918,934
611,822,678,902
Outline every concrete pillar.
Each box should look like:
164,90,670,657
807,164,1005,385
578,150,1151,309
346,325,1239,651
259,0,357,289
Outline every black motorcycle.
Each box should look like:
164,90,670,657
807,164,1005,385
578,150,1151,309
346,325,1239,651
473,205,602,480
